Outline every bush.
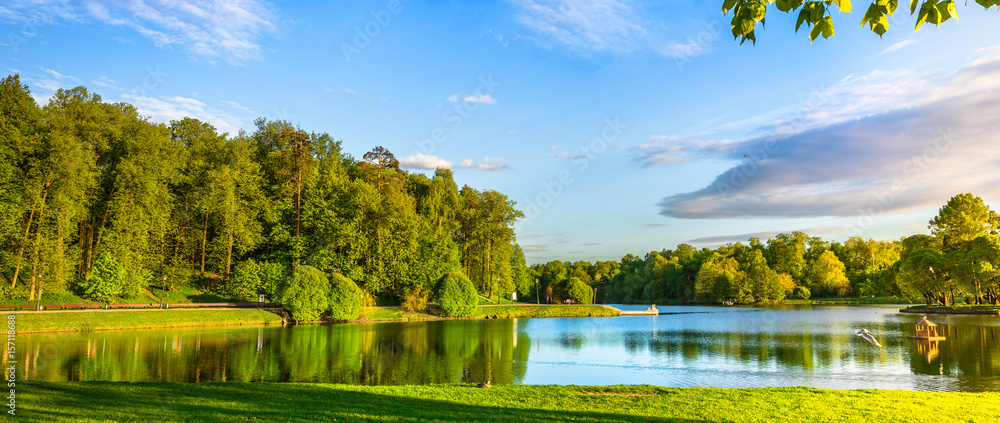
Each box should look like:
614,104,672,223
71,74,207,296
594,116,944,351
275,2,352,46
258,261,285,299
78,253,125,303
402,285,430,312
279,265,330,322
554,277,593,304
433,272,477,317
229,259,263,302
794,286,811,300
328,273,363,321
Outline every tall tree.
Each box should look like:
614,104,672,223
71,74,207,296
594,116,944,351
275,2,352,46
929,192,999,252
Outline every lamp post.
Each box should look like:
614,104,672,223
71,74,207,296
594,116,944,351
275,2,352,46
535,279,539,304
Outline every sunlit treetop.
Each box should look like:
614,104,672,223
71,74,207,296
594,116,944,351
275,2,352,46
723,0,1000,45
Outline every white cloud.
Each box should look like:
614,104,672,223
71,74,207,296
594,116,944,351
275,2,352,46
40,67,73,80
447,93,497,104
398,154,453,170
122,94,250,135
688,227,853,244
652,56,1000,220
460,156,512,171
3,0,278,63
881,38,918,55
463,93,497,104
512,0,646,53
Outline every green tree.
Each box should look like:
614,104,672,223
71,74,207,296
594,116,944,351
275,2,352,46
328,273,363,321
808,250,850,297
279,265,330,322
79,252,124,303
433,271,478,317
554,277,594,304
929,193,999,252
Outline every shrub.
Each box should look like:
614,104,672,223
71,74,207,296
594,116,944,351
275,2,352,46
794,286,811,300
78,253,125,303
402,285,430,312
229,259,263,302
554,277,593,305
328,273,363,321
433,272,477,317
279,265,330,322
258,261,285,299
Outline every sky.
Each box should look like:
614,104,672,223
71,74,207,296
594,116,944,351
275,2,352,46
3,0,1000,264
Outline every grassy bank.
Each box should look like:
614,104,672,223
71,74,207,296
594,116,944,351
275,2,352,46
473,304,618,318
16,382,1000,422
781,297,914,305
903,304,1000,311
10,309,284,333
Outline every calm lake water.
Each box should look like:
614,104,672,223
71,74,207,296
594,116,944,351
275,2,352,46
9,304,999,391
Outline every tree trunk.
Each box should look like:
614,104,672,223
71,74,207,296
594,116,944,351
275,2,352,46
226,228,234,278
10,195,40,289
200,213,209,274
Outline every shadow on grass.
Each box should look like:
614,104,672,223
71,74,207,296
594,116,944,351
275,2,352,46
22,382,695,422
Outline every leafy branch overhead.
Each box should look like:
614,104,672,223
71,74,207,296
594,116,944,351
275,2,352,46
723,0,998,44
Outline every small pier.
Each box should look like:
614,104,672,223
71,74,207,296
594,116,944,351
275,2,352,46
608,305,659,316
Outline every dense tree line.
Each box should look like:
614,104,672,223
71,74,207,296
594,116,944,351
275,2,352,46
0,75,529,304
529,194,1000,306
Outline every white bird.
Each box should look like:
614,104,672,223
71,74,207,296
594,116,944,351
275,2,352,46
855,329,882,347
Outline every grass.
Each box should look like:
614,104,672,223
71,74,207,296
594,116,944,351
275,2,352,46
15,382,1000,422
477,295,518,305
781,296,914,305
473,304,618,318
11,309,284,333
904,304,1000,311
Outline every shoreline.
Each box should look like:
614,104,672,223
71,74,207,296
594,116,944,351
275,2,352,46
17,382,1000,422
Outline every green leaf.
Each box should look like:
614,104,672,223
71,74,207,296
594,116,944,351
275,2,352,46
723,0,738,13
885,0,898,14
740,29,757,45
809,20,822,42
796,8,809,31
910,0,919,14
775,0,803,12
809,2,826,21
834,0,852,13
860,3,876,26
915,6,928,31
820,16,835,39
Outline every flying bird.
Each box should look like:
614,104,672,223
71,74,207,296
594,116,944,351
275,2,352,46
855,329,882,347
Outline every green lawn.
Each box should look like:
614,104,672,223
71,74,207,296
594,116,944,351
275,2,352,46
15,382,1000,422
474,304,619,318
12,309,284,333
782,297,914,305
904,304,1000,311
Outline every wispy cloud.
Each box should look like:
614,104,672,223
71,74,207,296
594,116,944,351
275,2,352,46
512,0,647,53
3,0,278,63
688,226,852,244
460,156,512,171
447,93,498,104
653,56,1000,219
122,94,251,135
881,38,918,55
398,154,453,170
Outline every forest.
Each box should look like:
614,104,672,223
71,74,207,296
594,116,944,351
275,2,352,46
0,75,531,305
532,193,1000,306
3,74,999,309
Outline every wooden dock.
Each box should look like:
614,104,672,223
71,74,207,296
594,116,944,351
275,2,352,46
604,305,659,316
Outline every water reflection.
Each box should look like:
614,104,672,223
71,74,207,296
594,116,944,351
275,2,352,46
10,305,1000,391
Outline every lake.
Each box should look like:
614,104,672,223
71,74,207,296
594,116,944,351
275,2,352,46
9,304,999,391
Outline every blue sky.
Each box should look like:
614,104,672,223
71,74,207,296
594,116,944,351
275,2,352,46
4,1,1000,264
